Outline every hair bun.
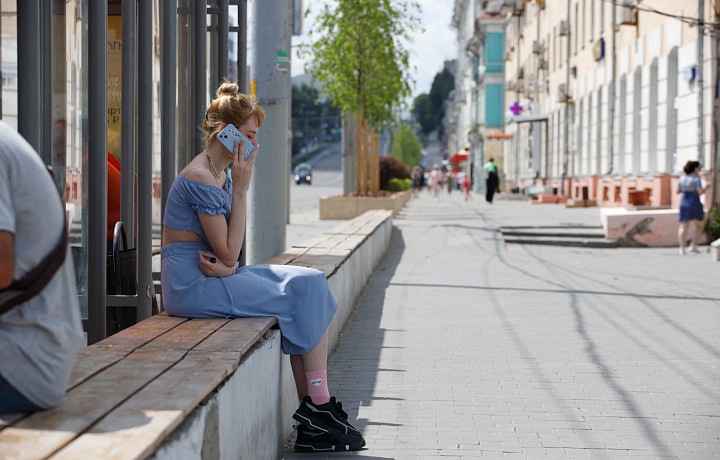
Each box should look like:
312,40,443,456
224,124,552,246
217,81,239,97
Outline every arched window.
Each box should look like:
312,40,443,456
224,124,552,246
633,67,642,175
576,97,584,176
666,48,678,174
649,58,659,174
619,74,627,175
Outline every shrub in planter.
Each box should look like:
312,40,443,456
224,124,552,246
379,156,410,190
387,178,411,192
704,206,720,241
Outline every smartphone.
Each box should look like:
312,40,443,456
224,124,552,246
217,124,255,161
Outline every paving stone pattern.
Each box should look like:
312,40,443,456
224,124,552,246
281,192,720,459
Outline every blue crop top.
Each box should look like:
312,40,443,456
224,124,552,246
163,167,232,244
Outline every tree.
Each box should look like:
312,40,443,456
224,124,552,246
412,68,454,136
391,123,423,167
291,83,341,155
300,0,421,127
413,93,433,135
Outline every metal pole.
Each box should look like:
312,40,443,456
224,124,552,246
238,0,248,92
137,0,154,321
195,1,208,155
41,0,52,165
121,0,136,247
162,0,178,224
607,0,616,176
248,0,291,264
87,0,108,344
237,0,248,267
218,0,229,84
698,0,705,163
17,0,41,153
562,0,571,195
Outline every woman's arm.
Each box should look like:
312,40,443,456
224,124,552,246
198,141,257,267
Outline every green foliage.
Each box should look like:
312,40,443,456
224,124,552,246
386,178,411,192
413,93,433,134
390,123,423,167
705,206,720,241
299,0,421,127
292,83,339,119
379,155,410,190
413,68,455,136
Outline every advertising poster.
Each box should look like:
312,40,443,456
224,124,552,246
107,15,122,161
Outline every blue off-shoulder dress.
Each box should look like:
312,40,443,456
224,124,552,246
161,167,338,355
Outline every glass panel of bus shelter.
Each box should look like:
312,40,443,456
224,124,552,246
53,0,90,318
0,0,18,128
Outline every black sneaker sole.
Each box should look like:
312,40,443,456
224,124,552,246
292,409,363,442
294,438,366,452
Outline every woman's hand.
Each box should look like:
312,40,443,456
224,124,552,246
198,251,237,277
230,139,259,194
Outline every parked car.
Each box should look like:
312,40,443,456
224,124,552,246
293,163,312,185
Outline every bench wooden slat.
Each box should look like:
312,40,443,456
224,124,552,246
69,316,189,388
49,319,278,460
0,319,228,460
0,413,25,430
336,234,366,251
190,316,276,354
49,354,239,460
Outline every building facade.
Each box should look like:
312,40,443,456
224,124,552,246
451,0,507,193
451,0,719,208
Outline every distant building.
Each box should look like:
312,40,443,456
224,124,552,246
451,0,506,193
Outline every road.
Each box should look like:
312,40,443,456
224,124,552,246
289,141,343,211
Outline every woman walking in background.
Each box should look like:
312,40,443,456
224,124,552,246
677,160,709,255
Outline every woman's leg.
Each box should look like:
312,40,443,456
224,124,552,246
689,219,701,248
290,355,307,402
678,221,688,252
302,329,328,371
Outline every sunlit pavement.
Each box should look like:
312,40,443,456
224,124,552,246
281,191,720,459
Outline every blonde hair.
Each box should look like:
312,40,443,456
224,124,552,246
203,81,265,146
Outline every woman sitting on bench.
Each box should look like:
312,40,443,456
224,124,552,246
161,82,364,453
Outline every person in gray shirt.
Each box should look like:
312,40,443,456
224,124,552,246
0,120,84,412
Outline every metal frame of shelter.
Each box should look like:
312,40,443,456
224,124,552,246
11,0,248,344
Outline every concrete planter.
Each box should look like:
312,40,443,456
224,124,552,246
319,190,410,220
601,207,709,247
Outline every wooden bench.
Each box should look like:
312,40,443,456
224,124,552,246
0,209,393,460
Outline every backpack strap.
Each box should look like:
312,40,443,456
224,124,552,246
0,165,69,315
0,214,68,315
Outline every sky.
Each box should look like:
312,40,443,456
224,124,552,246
290,0,458,102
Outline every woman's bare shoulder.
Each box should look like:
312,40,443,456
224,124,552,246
183,166,219,187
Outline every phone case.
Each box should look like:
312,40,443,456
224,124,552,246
217,124,255,160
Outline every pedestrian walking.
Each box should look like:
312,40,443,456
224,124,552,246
462,174,473,201
411,165,422,198
429,164,443,201
446,170,456,195
0,121,84,413
161,82,364,452
677,160,709,255
484,158,499,204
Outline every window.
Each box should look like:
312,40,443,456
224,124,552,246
666,49,678,173
649,59,658,174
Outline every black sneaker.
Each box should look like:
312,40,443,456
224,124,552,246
292,396,364,442
294,425,365,452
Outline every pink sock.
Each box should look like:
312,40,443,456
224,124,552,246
305,369,330,405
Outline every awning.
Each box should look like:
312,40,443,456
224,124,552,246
512,114,549,123
450,153,468,164
486,133,513,140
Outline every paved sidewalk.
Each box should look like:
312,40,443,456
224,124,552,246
281,191,720,459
